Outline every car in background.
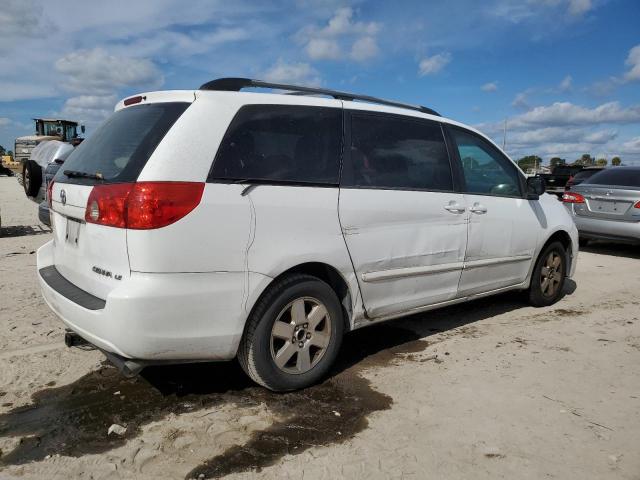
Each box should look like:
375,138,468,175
540,165,584,197
563,166,640,246
23,140,75,226
564,167,604,191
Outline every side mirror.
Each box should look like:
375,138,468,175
81,125,86,134
526,175,546,200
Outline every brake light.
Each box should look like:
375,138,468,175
47,180,54,208
86,183,132,228
562,192,585,204
85,182,204,229
123,95,144,106
634,201,640,209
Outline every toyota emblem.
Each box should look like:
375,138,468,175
60,189,66,205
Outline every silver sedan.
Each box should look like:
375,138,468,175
563,166,640,246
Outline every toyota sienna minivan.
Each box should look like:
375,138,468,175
38,78,578,391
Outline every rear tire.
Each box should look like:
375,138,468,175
23,160,42,197
238,273,344,391
528,241,567,307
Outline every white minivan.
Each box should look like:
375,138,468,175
38,78,578,391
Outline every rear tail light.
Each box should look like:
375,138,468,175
85,182,204,229
634,201,640,209
47,180,54,208
562,192,585,204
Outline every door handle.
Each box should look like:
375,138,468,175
469,202,487,214
444,201,466,214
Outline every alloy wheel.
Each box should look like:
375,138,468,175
540,251,564,297
270,296,332,374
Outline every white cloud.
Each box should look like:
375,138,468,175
306,38,342,60
0,0,52,47
298,7,381,62
112,27,250,61
494,0,593,23
620,136,640,153
511,92,531,110
624,44,640,82
513,101,640,128
0,82,57,102
418,53,451,76
559,75,573,91
262,60,321,86
506,127,617,146
350,36,379,61
55,48,163,95
481,82,498,92
60,94,118,124
567,0,592,16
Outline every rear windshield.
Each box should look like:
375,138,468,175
54,102,189,185
584,168,640,188
572,169,599,181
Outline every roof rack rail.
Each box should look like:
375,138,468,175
199,77,440,116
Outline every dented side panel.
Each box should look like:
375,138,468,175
457,195,541,296
338,188,468,318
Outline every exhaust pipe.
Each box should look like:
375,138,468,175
64,329,92,348
102,351,145,378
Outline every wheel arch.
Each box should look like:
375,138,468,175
539,229,574,276
246,262,354,336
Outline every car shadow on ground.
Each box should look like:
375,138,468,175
581,241,640,260
144,290,539,396
0,224,51,238
0,289,570,477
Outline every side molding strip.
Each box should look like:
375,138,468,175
361,255,532,283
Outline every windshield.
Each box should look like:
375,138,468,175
64,124,78,140
54,102,189,185
43,123,63,137
584,168,640,188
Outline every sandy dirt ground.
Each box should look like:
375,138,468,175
0,175,639,480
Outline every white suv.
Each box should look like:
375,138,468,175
37,78,578,391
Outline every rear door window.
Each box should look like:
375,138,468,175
342,112,454,191
55,102,189,185
209,105,342,185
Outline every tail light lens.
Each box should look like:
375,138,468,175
634,201,640,209
47,180,54,208
85,182,204,229
562,192,585,204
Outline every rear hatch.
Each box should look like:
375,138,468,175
49,99,190,300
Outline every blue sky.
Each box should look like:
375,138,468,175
1,0,639,164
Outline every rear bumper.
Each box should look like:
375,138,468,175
37,240,271,361
568,210,640,244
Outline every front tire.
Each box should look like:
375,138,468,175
527,241,567,307
238,274,344,391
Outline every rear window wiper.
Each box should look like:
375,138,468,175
63,169,104,180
